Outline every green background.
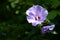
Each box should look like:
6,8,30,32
0,0,60,40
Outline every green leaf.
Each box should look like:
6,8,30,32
8,0,16,2
47,10,58,19
51,0,60,8
58,12,60,16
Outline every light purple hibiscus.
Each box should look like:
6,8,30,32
41,24,55,33
26,5,48,26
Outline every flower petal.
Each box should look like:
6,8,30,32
38,8,48,21
26,5,43,16
27,16,35,23
31,21,43,26
42,8,48,15
32,23,37,26
41,24,55,33
48,25,55,30
26,5,48,26
42,27,49,33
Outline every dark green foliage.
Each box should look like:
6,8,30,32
0,0,60,40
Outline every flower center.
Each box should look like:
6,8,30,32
35,16,40,21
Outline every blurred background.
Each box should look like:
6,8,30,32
0,0,60,40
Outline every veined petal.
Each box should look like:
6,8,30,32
26,5,48,26
48,25,55,30
41,24,55,33
32,23,37,26
26,6,36,16
41,8,48,17
27,16,35,23
26,5,43,16
32,21,43,26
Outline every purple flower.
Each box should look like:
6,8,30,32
26,5,48,26
41,24,55,33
